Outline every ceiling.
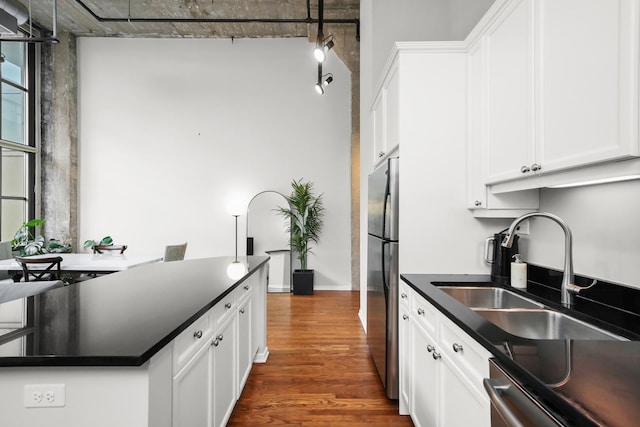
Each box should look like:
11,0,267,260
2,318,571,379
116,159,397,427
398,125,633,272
18,0,359,41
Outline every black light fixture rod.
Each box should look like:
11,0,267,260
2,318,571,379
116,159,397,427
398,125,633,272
317,0,324,38
73,0,359,40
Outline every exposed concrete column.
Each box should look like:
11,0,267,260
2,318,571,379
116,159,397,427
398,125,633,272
40,32,78,250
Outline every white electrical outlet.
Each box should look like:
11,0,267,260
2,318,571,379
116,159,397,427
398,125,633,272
515,220,530,235
24,384,66,408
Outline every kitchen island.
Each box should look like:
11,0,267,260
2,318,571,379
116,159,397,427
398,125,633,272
0,256,269,427
402,273,640,427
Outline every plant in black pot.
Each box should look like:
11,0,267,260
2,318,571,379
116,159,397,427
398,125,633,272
277,179,325,295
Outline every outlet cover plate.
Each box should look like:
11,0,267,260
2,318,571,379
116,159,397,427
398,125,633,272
24,384,66,408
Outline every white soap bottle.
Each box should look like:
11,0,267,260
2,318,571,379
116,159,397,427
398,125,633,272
511,254,527,289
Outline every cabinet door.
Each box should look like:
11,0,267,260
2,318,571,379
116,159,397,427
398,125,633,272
439,355,490,427
536,0,639,172
410,322,438,427
172,341,211,427
398,305,411,415
485,0,535,183
211,314,237,427
237,296,253,391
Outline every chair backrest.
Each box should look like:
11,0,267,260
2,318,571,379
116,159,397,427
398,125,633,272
164,242,187,262
0,241,13,280
93,244,128,254
15,256,63,282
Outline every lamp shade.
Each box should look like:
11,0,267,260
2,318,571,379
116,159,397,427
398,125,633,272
226,260,248,280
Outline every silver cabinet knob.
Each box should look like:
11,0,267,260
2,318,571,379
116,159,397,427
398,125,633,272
401,293,407,299
402,314,409,321
427,345,435,353
521,165,530,173
244,285,250,291
212,339,219,347
217,334,224,341
531,163,541,171
225,303,232,309
474,200,482,207
193,330,203,339
432,351,442,360
240,308,245,314
453,343,464,353
378,151,385,158
417,308,425,316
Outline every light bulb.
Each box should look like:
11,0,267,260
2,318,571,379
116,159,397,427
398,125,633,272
226,260,248,280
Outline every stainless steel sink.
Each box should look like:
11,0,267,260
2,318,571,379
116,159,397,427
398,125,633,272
473,308,625,341
439,286,543,309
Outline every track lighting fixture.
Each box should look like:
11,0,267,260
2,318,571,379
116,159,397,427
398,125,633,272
315,73,333,95
313,36,334,63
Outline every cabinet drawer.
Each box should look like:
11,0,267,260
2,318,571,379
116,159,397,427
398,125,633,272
173,311,213,374
439,314,490,394
212,290,237,328
399,282,411,308
410,289,438,337
238,281,252,305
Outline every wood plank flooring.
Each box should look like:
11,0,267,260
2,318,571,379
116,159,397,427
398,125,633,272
228,291,413,426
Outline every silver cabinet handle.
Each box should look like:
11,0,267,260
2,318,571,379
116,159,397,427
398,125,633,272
402,314,409,320
378,151,385,158
217,334,223,341
417,308,425,315
474,200,482,207
244,285,250,290
193,330,203,339
483,379,524,427
225,303,232,309
520,165,530,173
401,293,407,299
453,343,464,353
212,339,219,347
427,345,435,353
432,351,442,360
240,308,245,314
531,163,541,171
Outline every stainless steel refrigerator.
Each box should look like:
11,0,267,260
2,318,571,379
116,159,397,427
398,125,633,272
367,157,399,399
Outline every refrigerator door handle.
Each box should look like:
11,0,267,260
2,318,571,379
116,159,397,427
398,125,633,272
382,240,389,301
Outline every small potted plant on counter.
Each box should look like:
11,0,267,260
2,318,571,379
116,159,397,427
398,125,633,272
277,179,325,295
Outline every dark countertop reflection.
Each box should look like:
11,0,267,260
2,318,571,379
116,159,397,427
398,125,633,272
402,273,640,427
0,256,268,367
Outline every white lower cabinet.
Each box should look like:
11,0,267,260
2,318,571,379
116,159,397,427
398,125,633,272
212,313,237,427
401,287,490,427
171,269,267,427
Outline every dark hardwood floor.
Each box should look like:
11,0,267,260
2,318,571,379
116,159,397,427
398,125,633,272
228,290,413,426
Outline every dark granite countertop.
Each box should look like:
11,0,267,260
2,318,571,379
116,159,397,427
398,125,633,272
401,273,640,427
0,256,268,367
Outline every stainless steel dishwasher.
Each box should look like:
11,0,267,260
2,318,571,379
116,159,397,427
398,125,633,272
484,360,564,427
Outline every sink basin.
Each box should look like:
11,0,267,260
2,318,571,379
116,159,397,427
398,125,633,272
473,308,625,341
438,286,543,309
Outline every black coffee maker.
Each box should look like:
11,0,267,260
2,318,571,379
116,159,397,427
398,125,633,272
485,229,520,284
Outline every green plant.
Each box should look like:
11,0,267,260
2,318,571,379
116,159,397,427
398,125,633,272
83,236,113,250
277,179,325,271
11,218,72,256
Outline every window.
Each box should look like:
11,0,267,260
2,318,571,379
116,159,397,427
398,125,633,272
0,39,36,241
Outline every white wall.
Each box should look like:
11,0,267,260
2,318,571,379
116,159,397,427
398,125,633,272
523,181,640,288
77,37,352,290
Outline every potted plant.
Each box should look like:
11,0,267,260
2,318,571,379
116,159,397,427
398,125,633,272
83,236,113,251
277,179,325,295
11,218,71,256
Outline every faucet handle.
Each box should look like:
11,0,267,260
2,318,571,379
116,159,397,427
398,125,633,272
567,279,598,295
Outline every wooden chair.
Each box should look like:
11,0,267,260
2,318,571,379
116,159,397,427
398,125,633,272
93,244,128,254
15,256,63,282
164,242,187,262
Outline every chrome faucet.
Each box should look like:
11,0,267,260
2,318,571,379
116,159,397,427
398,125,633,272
501,212,595,308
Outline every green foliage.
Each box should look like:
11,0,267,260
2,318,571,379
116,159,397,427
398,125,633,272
83,236,113,250
277,179,325,271
11,218,72,256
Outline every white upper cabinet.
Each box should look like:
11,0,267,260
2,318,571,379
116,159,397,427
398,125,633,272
372,65,400,165
478,0,640,186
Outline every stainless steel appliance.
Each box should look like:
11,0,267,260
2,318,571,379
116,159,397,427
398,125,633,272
367,157,399,399
484,360,563,427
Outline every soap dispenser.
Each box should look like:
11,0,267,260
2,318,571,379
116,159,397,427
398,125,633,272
511,254,527,289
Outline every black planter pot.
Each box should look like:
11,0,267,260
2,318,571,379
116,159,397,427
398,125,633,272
292,269,314,295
